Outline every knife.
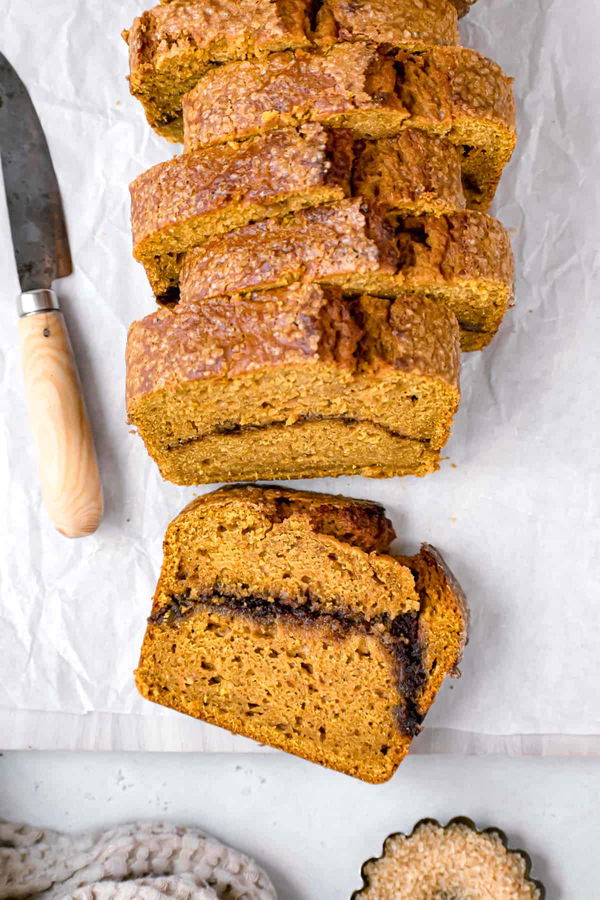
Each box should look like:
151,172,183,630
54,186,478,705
0,53,103,538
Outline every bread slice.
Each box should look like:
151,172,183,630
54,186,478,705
124,0,312,141
132,128,469,300
180,200,513,351
182,44,516,209
135,484,468,782
126,284,460,484
130,125,353,302
125,0,459,142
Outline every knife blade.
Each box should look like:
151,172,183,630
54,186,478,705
0,53,103,538
0,53,72,291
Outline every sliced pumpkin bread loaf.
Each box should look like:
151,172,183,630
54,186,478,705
180,200,513,351
126,284,460,484
182,44,516,209
135,484,468,782
125,0,460,142
131,127,472,300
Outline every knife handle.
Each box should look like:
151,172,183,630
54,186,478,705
18,290,104,538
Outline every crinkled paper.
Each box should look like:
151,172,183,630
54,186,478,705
0,0,599,751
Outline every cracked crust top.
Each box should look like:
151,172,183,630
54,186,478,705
130,125,351,256
125,0,462,140
182,43,515,151
126,285,460,409
178,201,513,305
126,0,312,90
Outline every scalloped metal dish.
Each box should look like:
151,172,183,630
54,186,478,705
351,816,546,899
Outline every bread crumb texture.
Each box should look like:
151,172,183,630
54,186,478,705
135,485,468,782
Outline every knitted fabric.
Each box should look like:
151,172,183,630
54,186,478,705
0,822,276,899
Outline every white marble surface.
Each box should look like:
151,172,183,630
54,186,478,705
1,751,598,899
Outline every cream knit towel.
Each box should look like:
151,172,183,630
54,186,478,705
0,822,276,900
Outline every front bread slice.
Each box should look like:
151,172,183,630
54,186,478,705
135,485,468,782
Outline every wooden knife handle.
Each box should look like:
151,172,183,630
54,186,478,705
18,299,104,538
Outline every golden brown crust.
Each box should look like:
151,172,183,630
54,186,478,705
353,130,466,214
126,0,312,140
314,0,459,50
179,44,431,146
179,201,513,346
414,543,469,657
182,45,516,207
126,0,460,141
135,127,471,299
174,483,397,554
400,210,514,288
399,543,469,713
129,125,353,297
126,287,459,483
180,203,513,299
178,199,393,299
130,125,348,254
358,294,461,385
437,44,515,129
126,285,459,407
126,284,357,404
137,0,311,65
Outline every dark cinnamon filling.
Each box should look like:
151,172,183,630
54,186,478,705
164,415,432,452
151,587,426,736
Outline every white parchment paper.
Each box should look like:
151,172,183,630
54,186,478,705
0,0,599,751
